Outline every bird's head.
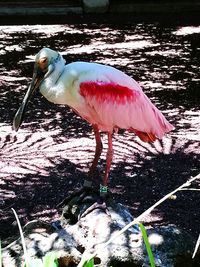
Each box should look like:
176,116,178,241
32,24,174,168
35,47,60,73
13,48,61,131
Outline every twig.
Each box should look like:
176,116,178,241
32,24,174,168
12,208,30,267
77,173,200,267
0,240,2,267
192,234,200,259
180,188,200,192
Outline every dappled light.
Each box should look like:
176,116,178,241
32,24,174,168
0,22,199,244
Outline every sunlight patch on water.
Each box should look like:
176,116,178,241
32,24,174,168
63,40,159,55
173,26,200,36
0,74,25,82
4,44,23,52
146,49,182,57
0,25,82,35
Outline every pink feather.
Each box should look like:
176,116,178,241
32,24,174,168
79,79,173,141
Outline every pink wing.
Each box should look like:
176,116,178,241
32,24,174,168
79,80,173,142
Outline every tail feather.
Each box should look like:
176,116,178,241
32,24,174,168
129,128,157,143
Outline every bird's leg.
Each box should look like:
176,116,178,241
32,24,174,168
87,124,103,180
59,129,112,221
100,132,113,197
78,132,113,219
81,132,114,218
74,125,102,198
58,125,102,209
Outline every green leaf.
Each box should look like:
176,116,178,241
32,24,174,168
83,258,94,267
139,223,156,267
43,252,59,267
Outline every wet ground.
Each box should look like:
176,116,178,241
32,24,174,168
0,18,200,249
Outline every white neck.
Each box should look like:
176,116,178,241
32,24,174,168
39,55,66,103
45,55,66,86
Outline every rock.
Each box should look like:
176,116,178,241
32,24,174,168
146,226,196,267
82,0,109,13
60,200,143,266
2,197,197,267
2,220,81,267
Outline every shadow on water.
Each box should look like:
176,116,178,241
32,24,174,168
111,139,200,234
0,136,199,242
0,21,200,243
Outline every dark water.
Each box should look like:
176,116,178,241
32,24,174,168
0,20,200,244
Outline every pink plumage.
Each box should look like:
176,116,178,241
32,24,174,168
80,81,137,104
13,48,174,190
78,76,173,142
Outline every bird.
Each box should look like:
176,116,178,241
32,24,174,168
13,47,174,199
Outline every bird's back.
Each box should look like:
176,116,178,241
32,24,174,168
63,61,173,140
66,61,141,92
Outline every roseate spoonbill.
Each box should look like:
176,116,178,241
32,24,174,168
13,47,173,198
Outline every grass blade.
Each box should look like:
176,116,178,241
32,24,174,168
0,239,2,267
139,223,156,267
192,234,200,259
12,208,30,267
83,258,94,267
43,252,59,267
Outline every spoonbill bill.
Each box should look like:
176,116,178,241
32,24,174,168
13,47,173,197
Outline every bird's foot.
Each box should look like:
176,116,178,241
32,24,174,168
99,184,108,197
57,180,93,208
80,185,110,218
59,182,111,224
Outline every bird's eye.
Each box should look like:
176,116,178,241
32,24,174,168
38,57,48,71
41,58,47,64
